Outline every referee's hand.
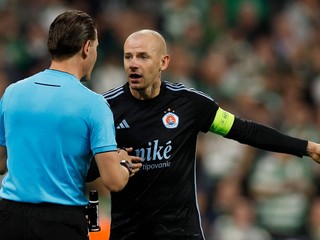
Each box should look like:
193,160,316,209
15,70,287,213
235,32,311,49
118,147,142,176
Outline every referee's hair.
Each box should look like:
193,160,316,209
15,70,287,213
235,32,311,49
47,9,97,60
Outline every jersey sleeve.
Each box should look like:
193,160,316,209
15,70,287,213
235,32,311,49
225,117,308,157
89,95,118,155
189,90,219,133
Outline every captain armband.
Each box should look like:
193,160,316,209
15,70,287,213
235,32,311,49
209,107,235,136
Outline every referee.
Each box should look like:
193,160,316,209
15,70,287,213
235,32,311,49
0,10,141,240
95,29,320,240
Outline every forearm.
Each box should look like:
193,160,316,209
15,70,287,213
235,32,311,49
225,117,308,157
94,151,129,192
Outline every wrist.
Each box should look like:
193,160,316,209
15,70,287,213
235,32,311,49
120,160,134,176
306,141,313,156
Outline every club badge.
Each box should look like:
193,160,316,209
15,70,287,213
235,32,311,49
162,110,179,129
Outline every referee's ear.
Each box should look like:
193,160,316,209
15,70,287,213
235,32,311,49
81,40,91,59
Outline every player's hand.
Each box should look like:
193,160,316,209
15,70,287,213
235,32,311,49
118,147,142,176
307,141,320,164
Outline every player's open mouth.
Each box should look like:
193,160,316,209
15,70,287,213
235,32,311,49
129,73,142,79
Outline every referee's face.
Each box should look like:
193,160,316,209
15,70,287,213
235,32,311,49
123,32,169,98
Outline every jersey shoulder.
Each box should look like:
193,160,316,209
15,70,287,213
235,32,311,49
102,85,125,102
164,81,215,102
101,82,216,105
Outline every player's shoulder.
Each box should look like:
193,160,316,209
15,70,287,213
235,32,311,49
102,85,125,101
164,81,214,102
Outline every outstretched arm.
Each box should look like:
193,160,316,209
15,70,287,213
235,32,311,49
225,117,308,157
210,107,311,158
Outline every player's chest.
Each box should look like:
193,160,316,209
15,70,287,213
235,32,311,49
111,100,194,144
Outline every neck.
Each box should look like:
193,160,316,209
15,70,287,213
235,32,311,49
130,81,161,100
49,55,83,80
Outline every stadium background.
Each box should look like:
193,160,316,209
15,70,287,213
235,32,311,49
1,0,320,239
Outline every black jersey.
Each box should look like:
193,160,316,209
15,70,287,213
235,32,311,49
103,81,218,239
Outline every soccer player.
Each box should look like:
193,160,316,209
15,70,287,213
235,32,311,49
99,29,320,239
0,10,141,240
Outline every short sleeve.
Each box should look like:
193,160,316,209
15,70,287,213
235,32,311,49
187,90,219,133
89,95,117,155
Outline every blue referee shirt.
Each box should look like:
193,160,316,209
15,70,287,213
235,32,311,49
0,69,117,206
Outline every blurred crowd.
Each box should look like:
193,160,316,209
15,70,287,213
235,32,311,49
1,0,320,239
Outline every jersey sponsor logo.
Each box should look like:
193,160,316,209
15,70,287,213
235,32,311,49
135,140,172,171
117,119,130,129
142,161,171,171
162,112,179,129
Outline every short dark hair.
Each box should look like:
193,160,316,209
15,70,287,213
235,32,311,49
47,10,96,60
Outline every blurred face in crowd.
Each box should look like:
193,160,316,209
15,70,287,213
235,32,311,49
123,30,170,99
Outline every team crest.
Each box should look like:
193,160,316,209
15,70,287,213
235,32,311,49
162,111,179,129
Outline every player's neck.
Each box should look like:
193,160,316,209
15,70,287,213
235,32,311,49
130,81,161,100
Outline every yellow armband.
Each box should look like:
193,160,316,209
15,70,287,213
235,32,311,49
209,107,235,136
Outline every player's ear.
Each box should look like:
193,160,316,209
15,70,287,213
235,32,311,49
160,54,170,71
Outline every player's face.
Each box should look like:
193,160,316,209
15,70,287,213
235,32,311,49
123,34,166,94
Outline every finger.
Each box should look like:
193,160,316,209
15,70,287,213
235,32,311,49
125,147,133,152
131,165,142,171
131,157,142,163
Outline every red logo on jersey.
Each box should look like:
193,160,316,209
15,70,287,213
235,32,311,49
162,112,179,129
